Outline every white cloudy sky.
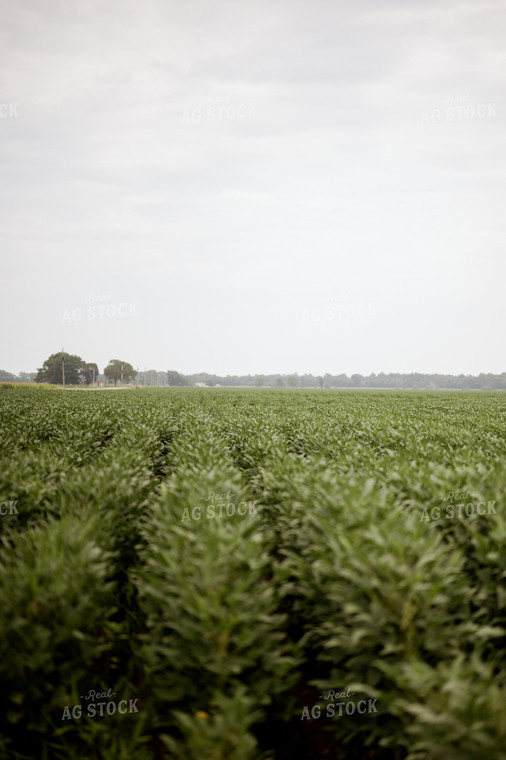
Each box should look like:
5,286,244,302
1,0,504,376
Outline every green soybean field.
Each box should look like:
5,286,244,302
0,385,505,760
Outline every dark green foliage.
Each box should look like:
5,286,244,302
0,513,117,756
166,370,191,386
0,385,504,758
34,352,96,385
103,359,136,385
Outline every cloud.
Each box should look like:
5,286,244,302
0,0,504,374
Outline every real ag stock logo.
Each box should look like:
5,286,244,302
62,291,139,323
181,92,258,124
300,687,379,721
301,291,377,324
181,489,258,522
420,91,498,124
0,103,19,118
61,687,139,721
0,500,18,516
420,490,497,522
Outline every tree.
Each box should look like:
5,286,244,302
167,370,190,386
82,363,99,385
0,370,17,382
275,376,285,387
35,352,85,385
286,373,299,388
254,375,264,387
104,360,136,386
144,369,158,387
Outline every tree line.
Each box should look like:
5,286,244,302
33,353,137,386
28,353,192,387
1,355,505,389
184,371,506,390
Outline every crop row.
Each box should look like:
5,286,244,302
0,385,504,759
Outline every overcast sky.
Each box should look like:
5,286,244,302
1,0,504,377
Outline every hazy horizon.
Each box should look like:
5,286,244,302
1,0,505,377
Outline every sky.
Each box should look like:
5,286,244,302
0,0,505,377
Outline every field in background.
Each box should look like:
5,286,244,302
0,386,505,760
